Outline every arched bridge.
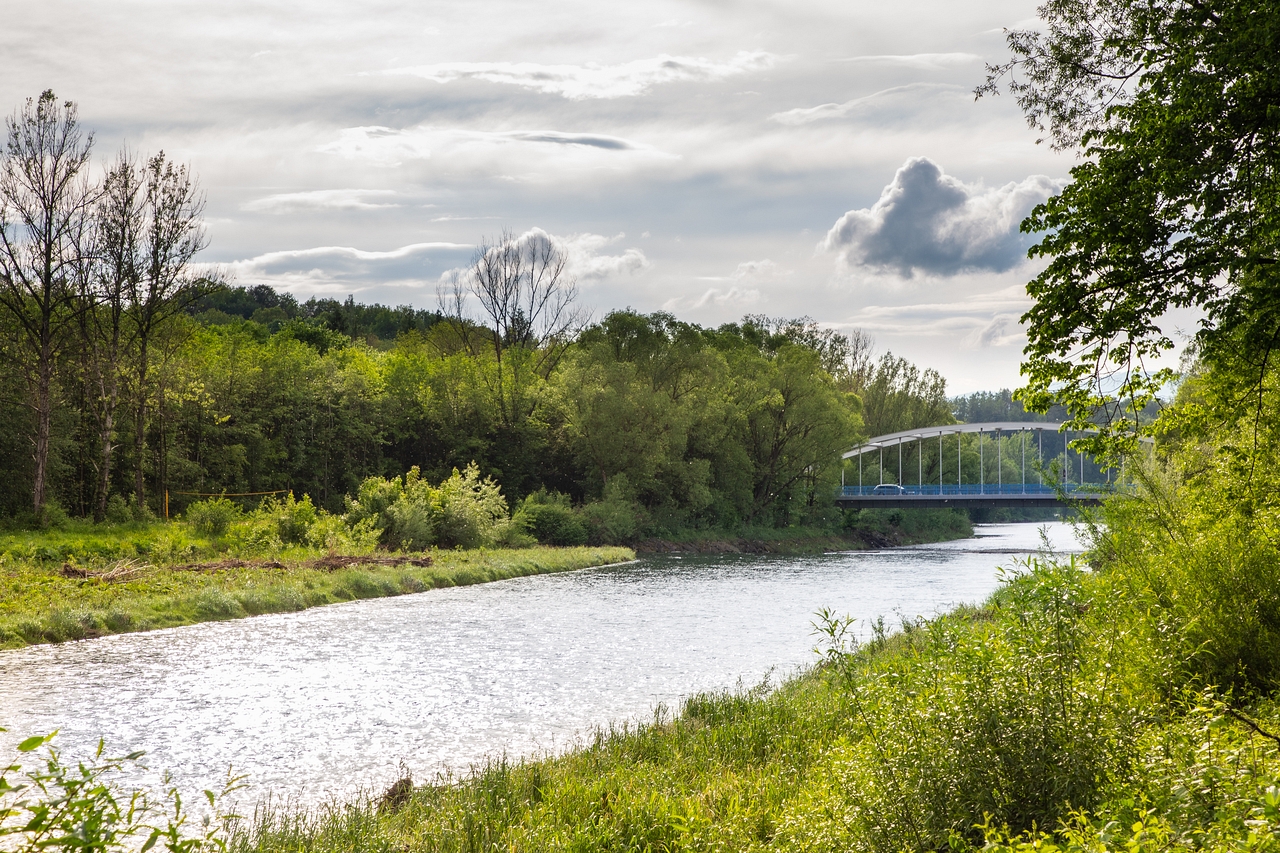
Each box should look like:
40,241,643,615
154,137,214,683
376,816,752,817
837,422,1124,509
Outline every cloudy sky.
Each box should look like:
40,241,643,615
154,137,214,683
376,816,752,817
2,0,1079,392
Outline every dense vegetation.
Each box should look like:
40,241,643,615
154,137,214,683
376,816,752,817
10,0,1280,849
10,418,1280,850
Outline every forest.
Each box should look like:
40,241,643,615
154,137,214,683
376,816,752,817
0,94,956,538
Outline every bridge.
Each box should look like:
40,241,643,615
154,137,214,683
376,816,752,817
837,421,1122,509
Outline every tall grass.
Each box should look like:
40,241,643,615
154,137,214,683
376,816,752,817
214,553,1280,853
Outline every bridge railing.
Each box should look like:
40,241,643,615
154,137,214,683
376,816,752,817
837,483,1117,498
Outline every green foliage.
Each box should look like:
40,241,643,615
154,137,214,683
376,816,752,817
184,499,240,538
345,463,510,551
0,729,239,853
982,0,1280,453
805,559,1133,851
515,491,587,546
580,478,642,545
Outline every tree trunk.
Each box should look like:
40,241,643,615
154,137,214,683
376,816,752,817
134,337,148,510
32,346,53,515
94,388,117,522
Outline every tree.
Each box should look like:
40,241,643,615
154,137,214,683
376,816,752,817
0,91,96,514
126,152,208,509
980,0,1280,453
735,345,860,522
80,151,144,521
440,228,585,431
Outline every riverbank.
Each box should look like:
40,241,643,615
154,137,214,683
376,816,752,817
0,543,633,649
215,550,1280,852
636,508,973,554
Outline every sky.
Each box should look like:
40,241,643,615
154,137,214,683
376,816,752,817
0,0,1085,393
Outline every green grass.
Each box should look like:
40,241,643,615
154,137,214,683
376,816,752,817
0,521,633,648
220,558,1280,853
636,509,974,554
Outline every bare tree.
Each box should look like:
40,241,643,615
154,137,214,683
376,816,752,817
440,228,585,429
79,150,144,521
0,91,96,514
126,152,207,510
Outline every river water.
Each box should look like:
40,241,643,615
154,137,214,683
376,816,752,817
0,522,1082,806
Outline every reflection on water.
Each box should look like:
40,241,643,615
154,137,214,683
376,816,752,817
0,522,1083,806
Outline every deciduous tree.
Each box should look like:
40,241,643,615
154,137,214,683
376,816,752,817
0,91,96,514
981,0,1280,452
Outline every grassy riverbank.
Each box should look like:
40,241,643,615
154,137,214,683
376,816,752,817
222,547,1280,852
636,508,973,554
0,523,632,648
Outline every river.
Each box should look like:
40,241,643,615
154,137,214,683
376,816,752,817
0,522,1083,807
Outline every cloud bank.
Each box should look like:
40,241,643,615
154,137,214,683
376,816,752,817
242,189,403,213
379,51,777,99
224,242,473,292
822,158,1061,276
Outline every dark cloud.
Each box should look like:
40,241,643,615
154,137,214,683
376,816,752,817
822,158,1061,276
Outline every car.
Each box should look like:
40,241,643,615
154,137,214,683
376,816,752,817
871,483,906,495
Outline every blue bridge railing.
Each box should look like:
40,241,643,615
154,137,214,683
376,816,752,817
837,483,1115,498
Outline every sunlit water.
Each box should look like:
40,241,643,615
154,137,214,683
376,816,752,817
0,522,1083,807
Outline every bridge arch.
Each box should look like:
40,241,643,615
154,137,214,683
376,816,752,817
838,422,1117,508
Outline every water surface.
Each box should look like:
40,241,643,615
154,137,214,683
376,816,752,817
0,522,1082,805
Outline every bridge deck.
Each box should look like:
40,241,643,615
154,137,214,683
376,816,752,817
835,484,1112,509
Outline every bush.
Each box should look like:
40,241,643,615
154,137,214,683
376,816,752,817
809,559,1133,851
266,492,319,544
580,477,641,545
344,463,510,551
186,497,241,537
104,494,134,525
516,491,587,546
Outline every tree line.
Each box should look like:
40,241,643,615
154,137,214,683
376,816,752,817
0,92,954,534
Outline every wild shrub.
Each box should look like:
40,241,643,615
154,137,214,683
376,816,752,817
810,559,1134,851
515,491,587,546
186,497,241,537
580,478,642,545
1097,445,1280,695
104,494,134,525
0,729,239,853
345,464,509,550
431,464,509,549
266,493,318,544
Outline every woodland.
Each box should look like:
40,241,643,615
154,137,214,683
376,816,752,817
0,97,954,537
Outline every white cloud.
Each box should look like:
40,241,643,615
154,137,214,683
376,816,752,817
771,83,967,126
377,51,778,99
822,157,1062,276
438,228,648,291
558,232,651,280
242,189,403,213
835,52,981,68
318,126,433,166
223,242,473,292
663,259,785,311
690,286,761,309
318,126,671,172
964,312,1024,348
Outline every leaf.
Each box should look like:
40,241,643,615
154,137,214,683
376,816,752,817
17,735,49,753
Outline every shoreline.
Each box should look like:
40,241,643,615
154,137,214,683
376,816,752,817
0,545,635,650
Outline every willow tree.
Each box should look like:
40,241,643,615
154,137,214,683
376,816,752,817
0,91,96,514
